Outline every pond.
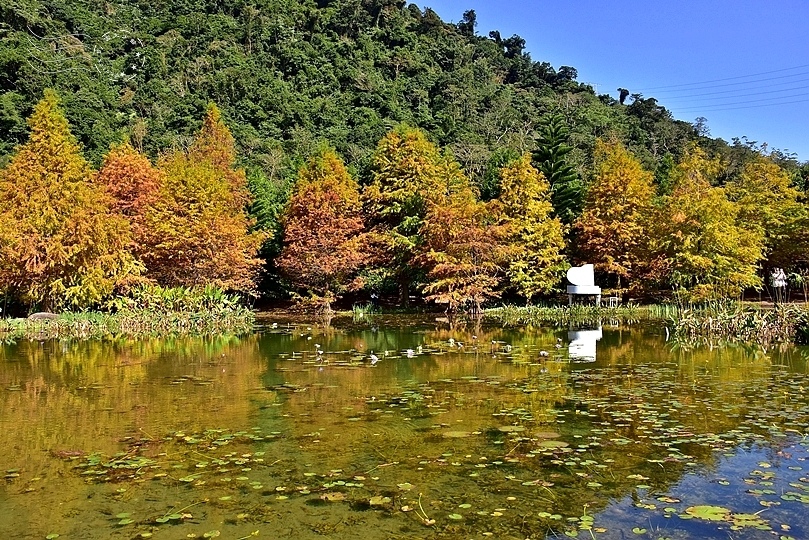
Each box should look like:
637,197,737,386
1,314,809,540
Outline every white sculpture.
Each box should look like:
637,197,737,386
566,264,601,305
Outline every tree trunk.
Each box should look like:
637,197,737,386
398,278,409,307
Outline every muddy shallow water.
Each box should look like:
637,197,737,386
1,315,809,539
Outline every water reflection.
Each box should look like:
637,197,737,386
0,317,808,539
568,325,602,362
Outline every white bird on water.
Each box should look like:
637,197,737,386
370,352,380,365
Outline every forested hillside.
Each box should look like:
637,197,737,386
4,1,805,176
2,0,808,310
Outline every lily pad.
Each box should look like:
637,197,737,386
498,425,526,433
685,505,731,521
536,440,569,449
442,431,472,438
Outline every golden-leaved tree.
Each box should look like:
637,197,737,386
725,156,808,269
418,183,508,313
652,145,764,301
277,149,366,311
574,140,655,293
142,104,264,293
495,154,567,302
363,125,464,304
0,90,140,310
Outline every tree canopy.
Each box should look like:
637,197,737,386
0,91,140,309
1,2,807,311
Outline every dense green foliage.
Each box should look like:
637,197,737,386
1,1,807,312
5,1,804,185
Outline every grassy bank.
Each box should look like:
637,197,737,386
485,303,646,326
0,285,255,342
486,302,809,346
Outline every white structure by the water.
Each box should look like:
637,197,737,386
566,264,601,305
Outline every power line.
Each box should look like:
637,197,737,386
662,83,809,103
670,97,809,113
658,77,809,100
645,70,809,95
640,64,809,91
672,91,809,110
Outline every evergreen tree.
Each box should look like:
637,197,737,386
533,114,582,225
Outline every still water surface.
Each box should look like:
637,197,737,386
1,315,809,539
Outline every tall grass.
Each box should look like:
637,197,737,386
351,302,379,322
669,303,809,345
486,303,644,326
0,285,254,342
486,301,809,345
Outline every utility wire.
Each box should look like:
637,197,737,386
662,84,809,103
646,70,809,95
658,78,809,100
671,97,809,113
640,64,809,91
672,91,809,110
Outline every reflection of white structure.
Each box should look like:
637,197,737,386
568,327,602,362
567,264,601,305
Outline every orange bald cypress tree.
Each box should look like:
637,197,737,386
0,90,140,310
418,188,507,314
277,149,366,311
142,104,264,293
574,140,655,293
189,103,250,208
96,142,162,258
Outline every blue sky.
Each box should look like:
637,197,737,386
423,1,809,162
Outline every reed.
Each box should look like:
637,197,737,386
486,303,644,326
0,285,254,342
669,303,809,346
351,302,379,322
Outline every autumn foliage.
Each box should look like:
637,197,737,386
363,125,465,303
419,188,507,313
0,91,140,310
495,154,567,302
141,105,264,293
96,142,162,256
277,150,366,310
1,90,806,314
652,146,764,301
575,140,655,293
